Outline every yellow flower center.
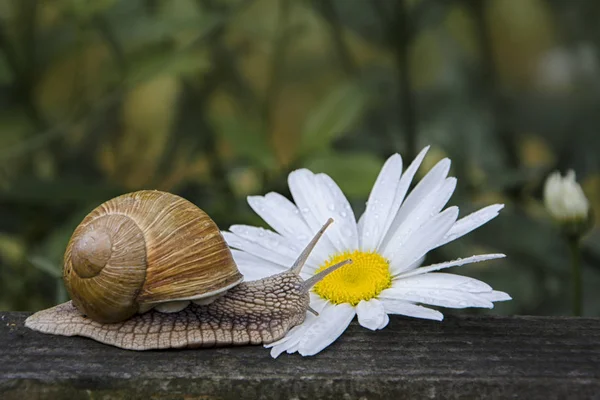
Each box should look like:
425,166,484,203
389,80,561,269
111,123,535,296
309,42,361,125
313,250,392,306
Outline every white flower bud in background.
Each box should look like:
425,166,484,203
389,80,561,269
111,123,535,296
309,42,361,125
543,170,590,223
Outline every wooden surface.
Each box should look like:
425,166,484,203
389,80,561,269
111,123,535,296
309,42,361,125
1,312,599,400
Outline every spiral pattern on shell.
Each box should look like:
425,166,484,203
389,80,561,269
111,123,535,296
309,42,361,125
63,190,244,323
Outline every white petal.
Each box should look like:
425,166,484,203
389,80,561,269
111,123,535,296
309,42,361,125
265,296,328,358
288,169,342,252
288,169,359,252
230,249,286,281
378,312,390,329
381,177,457,259
388,206,459,274
268,296,328,346
298,303,356,356
315,173,359,250
268,328,303,358
381,299,444,321
357,212,366,234
381,157,451,250
356,299,387,331
380,286,494,309
399,158,452,216
404,256,426,271
377,146,430,249
392,272,493,293
223,231,292,267
229,225,302,266
308,291,327,306
360,154,403,251
247,193,332,262
479,290,512,302
247,192,312,241
397,253,506,279
268,322,307,358
437,204,504,248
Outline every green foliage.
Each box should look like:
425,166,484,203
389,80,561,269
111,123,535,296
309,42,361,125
300,82,369,154
0,0,599,318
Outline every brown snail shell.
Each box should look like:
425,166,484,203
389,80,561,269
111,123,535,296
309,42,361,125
63,190,243,323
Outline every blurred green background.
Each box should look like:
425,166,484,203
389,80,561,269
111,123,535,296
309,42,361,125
0,0,599,317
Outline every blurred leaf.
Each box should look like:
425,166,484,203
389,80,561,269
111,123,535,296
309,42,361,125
101,74,181,189
122,49,211,87
0,110,35,147
304,151,384,198
108,7,222,53
67,0,118,19
518,134,555,169
227,167,262,197
583,174,600,227
35,43,113,121
488,0,555,87
0,179,121,205
211,116,276,170
55,280,69,304
0,53,13,85
0,234,25,265
28,256,62,278
300,82,369,154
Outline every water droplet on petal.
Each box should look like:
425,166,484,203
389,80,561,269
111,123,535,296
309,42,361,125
327,204,335,211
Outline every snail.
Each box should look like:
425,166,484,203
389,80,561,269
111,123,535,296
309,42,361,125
24,190,350,350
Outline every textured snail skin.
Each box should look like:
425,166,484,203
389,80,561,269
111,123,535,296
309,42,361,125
25,271,308,350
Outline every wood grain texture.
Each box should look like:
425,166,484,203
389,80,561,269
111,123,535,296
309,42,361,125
2,312,600,400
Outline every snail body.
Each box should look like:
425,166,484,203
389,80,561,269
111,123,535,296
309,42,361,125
25,190,348,350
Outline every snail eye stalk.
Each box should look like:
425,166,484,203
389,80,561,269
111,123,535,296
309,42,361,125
300,259,352,294
289,218,334,275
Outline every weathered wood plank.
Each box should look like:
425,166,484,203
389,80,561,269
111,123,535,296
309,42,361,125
1,312,599,400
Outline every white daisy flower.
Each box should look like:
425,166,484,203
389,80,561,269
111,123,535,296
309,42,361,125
223,146,511,358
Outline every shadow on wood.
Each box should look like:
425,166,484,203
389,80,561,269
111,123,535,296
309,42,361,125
1,312,599,399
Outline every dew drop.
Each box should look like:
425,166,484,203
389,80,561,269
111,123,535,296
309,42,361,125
340,211,348,218
327,204,335,211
